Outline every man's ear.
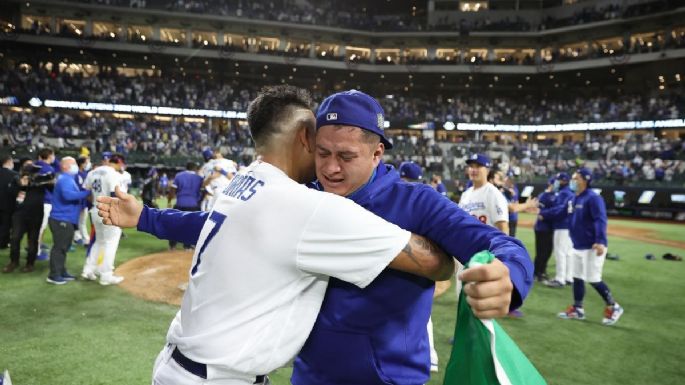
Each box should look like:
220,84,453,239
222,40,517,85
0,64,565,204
298,125,313,153
372,142,385,165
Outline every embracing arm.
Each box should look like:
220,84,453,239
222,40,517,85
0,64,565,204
388,234,455,281
97,186,208,245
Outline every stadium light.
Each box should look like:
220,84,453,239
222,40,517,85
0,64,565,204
443,121,456,131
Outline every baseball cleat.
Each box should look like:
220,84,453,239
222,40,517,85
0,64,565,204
544,279,565,288
81,271,98,281
602,303,624,326
430,363,439,372
62,272,77,281
558,305,585,320
99,275,124,286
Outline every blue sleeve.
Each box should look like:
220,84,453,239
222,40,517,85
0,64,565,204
539,191,572,221
590,195,608,246
136,205,208,245
415,187,533,310
59,177,91,201
538,192,556,208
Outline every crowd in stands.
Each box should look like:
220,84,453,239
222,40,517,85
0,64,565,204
70,0,682,33
3,67,684,125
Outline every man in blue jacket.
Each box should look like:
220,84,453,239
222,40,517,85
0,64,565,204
558,168,623,326
533,177,556,282
47,157,91,285
538,172,575,288
291,90,532,385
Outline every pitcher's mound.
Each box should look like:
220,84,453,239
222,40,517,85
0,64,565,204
117,250,193,306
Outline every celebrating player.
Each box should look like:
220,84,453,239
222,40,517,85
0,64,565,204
81,153,127,285
96,86,455,385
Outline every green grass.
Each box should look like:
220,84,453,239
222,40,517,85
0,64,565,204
1,220,684,384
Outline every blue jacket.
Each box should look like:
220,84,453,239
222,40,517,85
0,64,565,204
35,160,55,204
539,186,574,230
136,163,533,385
507,185,519,222
173,171,203,208
293,163,531,385
50,173,90,225
569,188,608,249
534,191,555,232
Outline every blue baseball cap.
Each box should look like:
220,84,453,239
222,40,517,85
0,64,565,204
102,151,112,161
576,167,592,183
556,172,570,182
316,90,393,149
548,177,556,185
466,153,492,168
399,161,423,180
202,148,214,161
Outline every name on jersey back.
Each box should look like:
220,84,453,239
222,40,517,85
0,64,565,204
222,174,265,201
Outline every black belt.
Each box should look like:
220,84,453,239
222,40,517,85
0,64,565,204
171,347,267,383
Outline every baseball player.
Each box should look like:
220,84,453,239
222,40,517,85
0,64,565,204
459,154,509,233
199,149,237,211
81,153,126,285
202,161,236,211
533,177,557,282
35,148,56,259
73,156,92,246
538,172,575,288
96,85,455,385
558,168,623,325
291,91,529,384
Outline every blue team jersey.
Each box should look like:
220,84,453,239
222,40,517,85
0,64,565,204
540,186,574,230
291,162,532,385
172,171,203,208
534,191,556,232
569,188,608,249
508,185,519,222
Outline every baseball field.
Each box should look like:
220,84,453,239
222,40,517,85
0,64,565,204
1,212,683,385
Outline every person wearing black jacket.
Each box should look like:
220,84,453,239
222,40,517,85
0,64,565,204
0,155,18,249
2,159,53,273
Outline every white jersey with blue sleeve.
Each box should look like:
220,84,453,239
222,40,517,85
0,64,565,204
459,182,509,227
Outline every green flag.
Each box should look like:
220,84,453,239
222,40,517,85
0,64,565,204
443,251,546,385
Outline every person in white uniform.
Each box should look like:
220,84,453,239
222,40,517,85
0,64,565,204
95,86,454,385
81,153,127,285
459,154,509,232
203,161,237,211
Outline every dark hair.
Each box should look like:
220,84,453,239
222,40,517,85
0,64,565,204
76,155,89,167
38,148,54,160
109,153,126,165
186,162,198,171
0,154,12,165
247,85,313,147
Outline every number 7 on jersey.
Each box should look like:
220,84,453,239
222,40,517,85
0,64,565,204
191,211,227,275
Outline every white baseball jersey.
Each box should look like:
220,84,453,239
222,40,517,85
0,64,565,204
459,182,509,227
84,165,123,202
120,170,132,193
167,161,410,376
206,174,232,210
201,158,237,179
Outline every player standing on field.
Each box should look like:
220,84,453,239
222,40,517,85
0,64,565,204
459,154,509,233
558,167,624,325
81,153,126,285
539,172,575,288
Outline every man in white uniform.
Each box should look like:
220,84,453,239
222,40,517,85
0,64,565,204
200,149,237,211
81,153,127,285
203,161,236,211
96,86,454,385
459,154,509,233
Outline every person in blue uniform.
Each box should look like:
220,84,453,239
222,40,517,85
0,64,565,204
558,167,624,326
533,177,556,282
539,172,575,288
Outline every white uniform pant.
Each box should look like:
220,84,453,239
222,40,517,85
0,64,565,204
427,316,438,367
38,203,52,245
553,229,574,283
83,208,121,279
572,248,607,283
73,208,90,244
152,345,269,385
